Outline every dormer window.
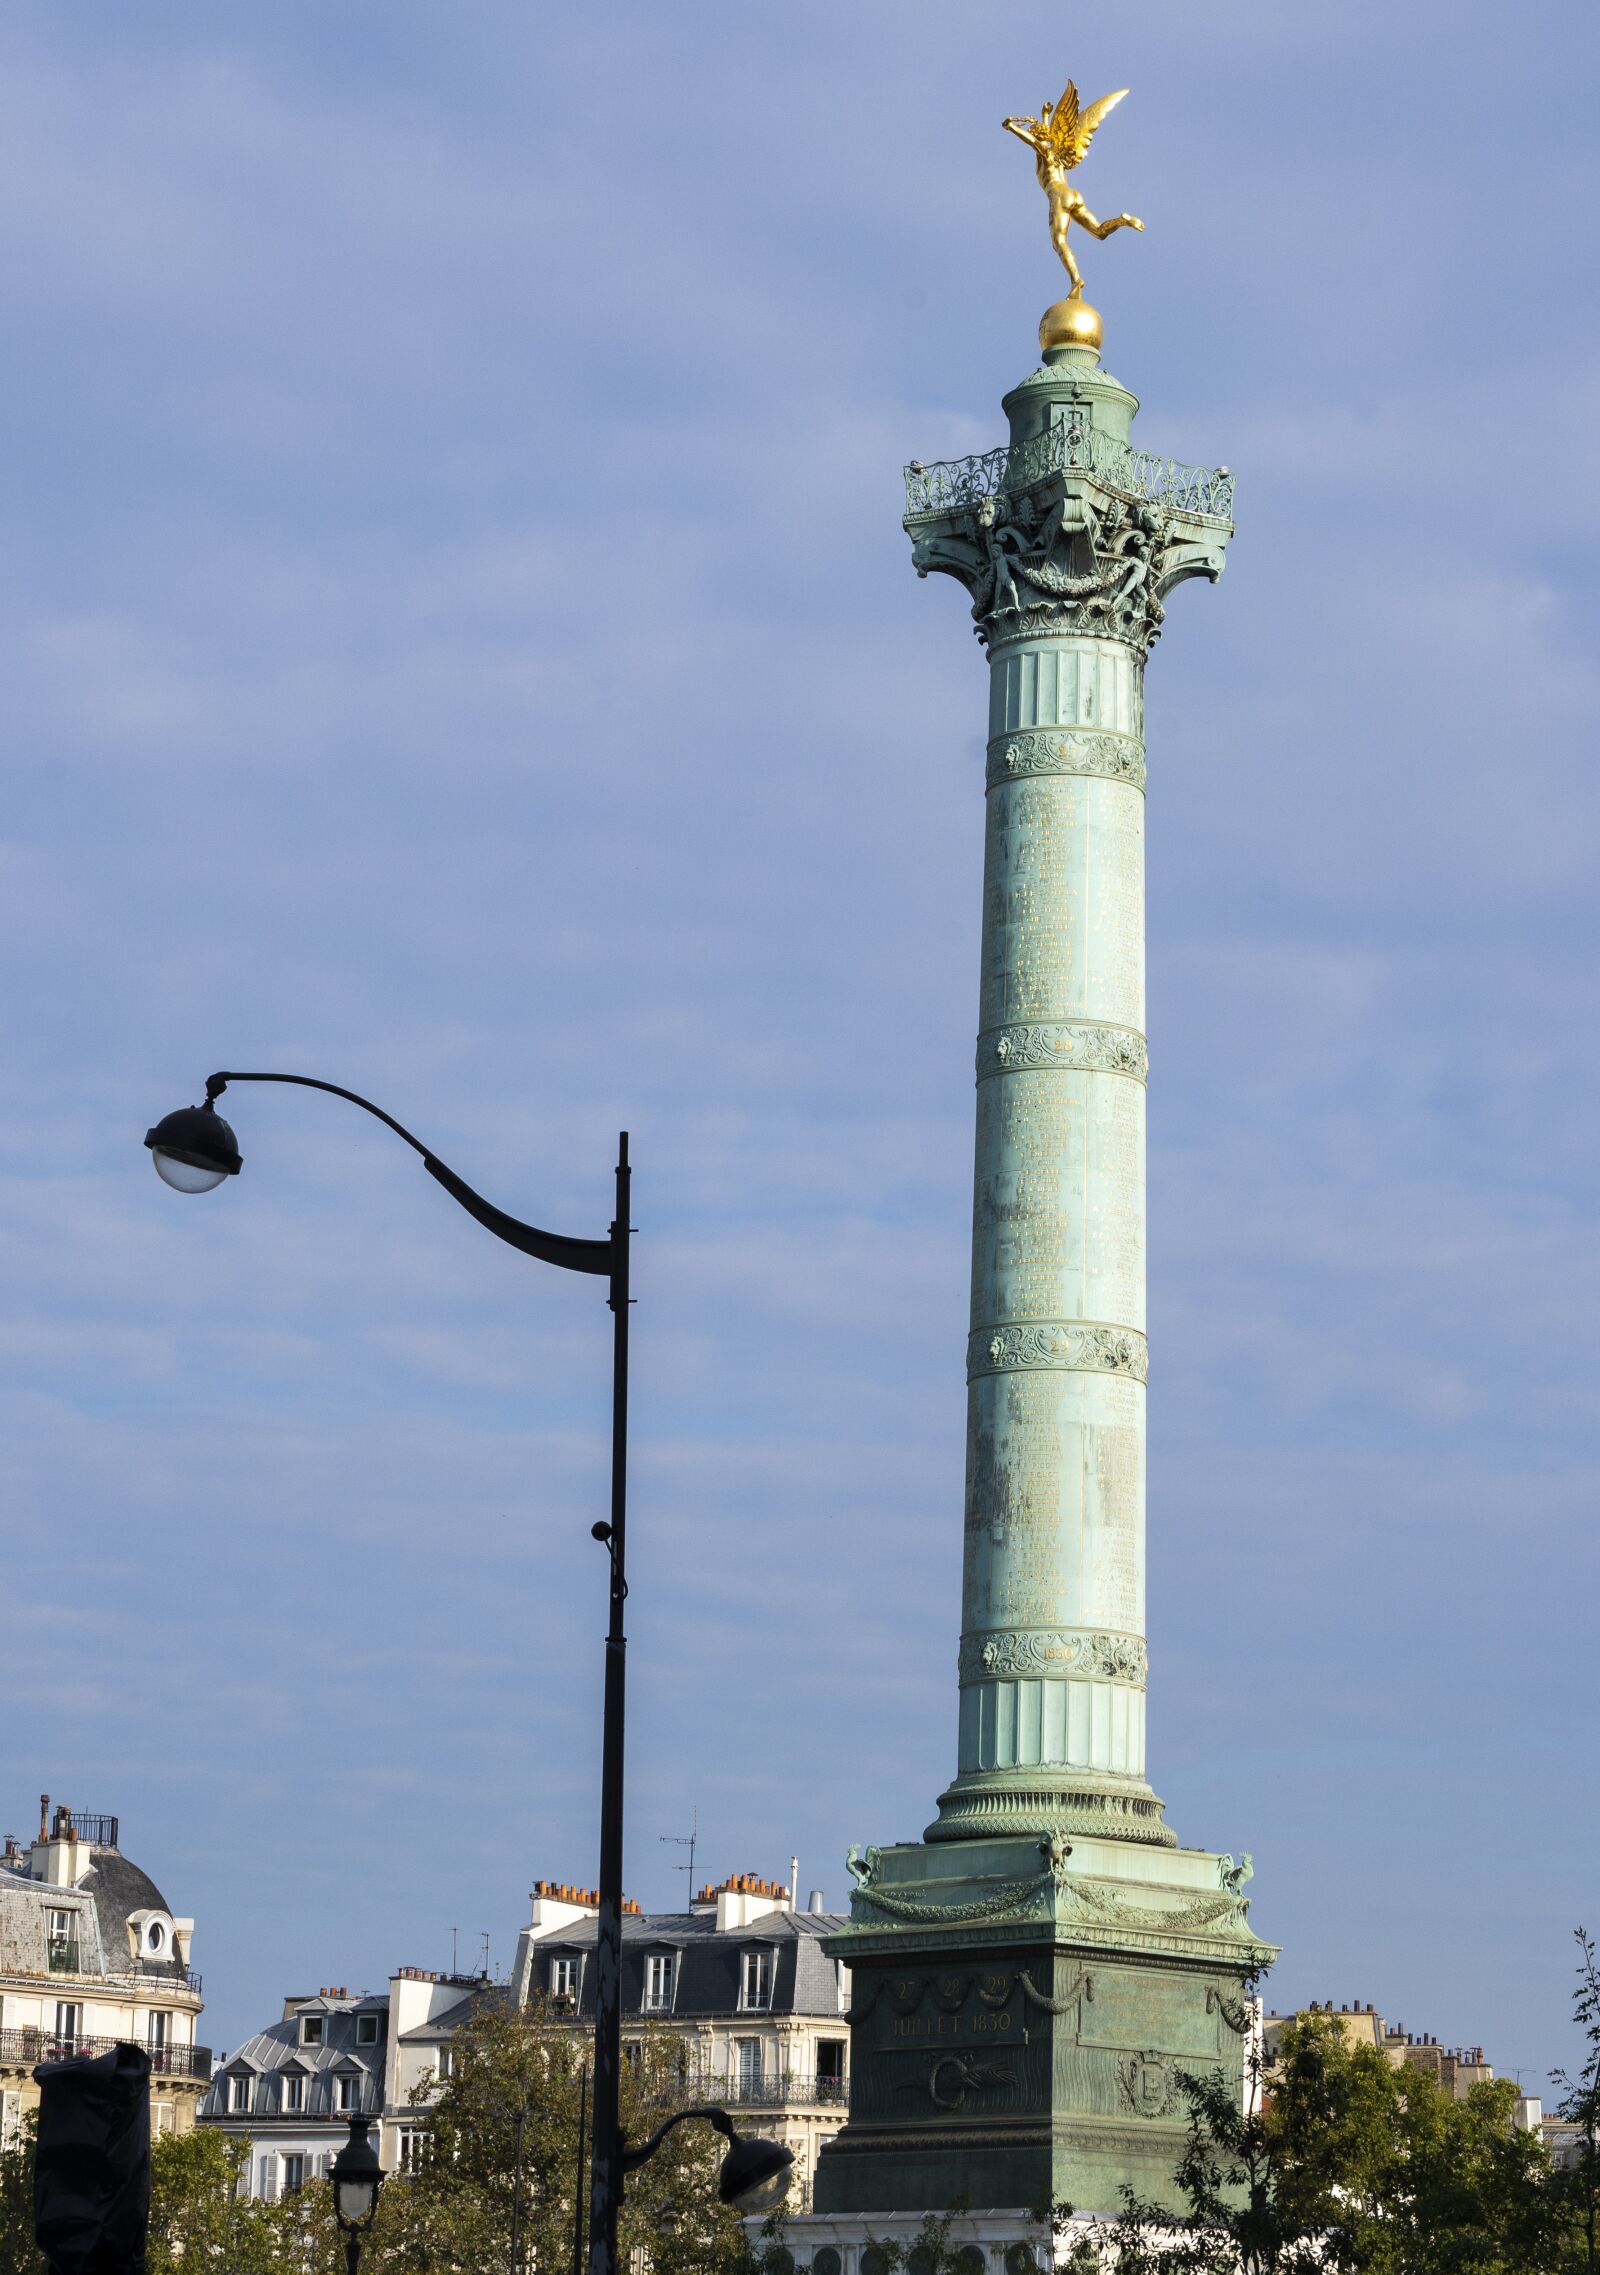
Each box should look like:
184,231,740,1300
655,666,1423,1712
355,2014,381,2046
739,1948,774,2012
550,1956,578,2004
335,2072,361,2111
642,1954,676,2013
282,2071,305,2114
146,1923,165,1954
300,2014,324,2048
227,2072,251,2115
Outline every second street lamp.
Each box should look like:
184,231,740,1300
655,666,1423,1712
145,1069,633,2275
330,2115,385,2275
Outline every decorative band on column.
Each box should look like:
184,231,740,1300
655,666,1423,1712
986,728,1145,792
968,1320,1148,1382
976,1020,1147,1082
958,1629,1149,1685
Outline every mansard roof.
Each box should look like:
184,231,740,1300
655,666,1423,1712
529,1907,849,2021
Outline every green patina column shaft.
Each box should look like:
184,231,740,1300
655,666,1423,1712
919,345,1228,1848
809,326,1275,2224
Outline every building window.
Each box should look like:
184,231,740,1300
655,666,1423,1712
433,2049,454,2084
816,2038,846,2100
739,1948,774,2011
47,1913,77,1973
283,2155,306,2196
152,2104,176,2137
282,2072,305,2114
227,2073,251,2114
396,2128,429,2173
643,1954,676,2012
146,1922,166,1954
623,2042,641,2073
258,2157,279,2203
147,2012,170,2055
734,2037,763,2097
355,2014,381,2047
550,1956,578,2004
336,2072,361,2110
53,2004,80,2053
300,2015,324,2047
1,2093,22,2152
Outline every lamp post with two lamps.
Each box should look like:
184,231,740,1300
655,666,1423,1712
145,1072,793,2274
145,1071,643,2272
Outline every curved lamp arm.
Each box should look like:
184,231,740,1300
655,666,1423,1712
203,1072,615,1279
619,2106,732,2177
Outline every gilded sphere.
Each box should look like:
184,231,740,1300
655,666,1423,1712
1039,297,1104,354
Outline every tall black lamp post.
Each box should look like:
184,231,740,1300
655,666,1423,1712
145,1072,634,2275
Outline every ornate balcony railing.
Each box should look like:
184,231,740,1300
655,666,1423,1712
714,2073,848,2108
904,418,1233,525
132,1959,203,1995
1,2030,212,2079
64,1813,120,1848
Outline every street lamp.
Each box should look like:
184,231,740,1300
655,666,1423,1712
145,1069,634,2275
330,2115,384,2275
622,2106,794,2216
144,1101,240,1192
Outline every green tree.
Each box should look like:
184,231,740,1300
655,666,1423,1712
373,2000,758,2275
0,2112,47,2275
1553,1927,1600,2271
1110,2011,1566,2275
147,2123,279,2275
1376,2070,1564,2275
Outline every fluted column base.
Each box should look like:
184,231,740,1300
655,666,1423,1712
926,1764,1175,1848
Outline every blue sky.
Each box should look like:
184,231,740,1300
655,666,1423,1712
2,0,1596,2082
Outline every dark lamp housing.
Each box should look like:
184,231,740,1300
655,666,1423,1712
717,2130,794,2213
144,1103,242,1193
330,2116,384,2231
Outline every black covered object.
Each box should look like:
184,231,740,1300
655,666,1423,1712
32,2043,151,2275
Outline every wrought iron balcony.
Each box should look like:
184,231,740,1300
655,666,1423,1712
1,2030,212,2079
904,416,1233,525
714,2072,848,2108
46,1942,80,1974
132,1958,203,1995
65,1813,120,1848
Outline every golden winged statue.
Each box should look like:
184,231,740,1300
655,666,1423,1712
1003,81,1144,299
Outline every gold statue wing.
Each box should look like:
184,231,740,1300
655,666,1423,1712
1049,82,1128,169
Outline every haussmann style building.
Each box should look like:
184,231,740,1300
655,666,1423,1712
513,1874,852,2209
0,1798,209,2145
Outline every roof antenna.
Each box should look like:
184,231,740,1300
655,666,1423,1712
479,1931,491,1978
660,1808,699,1905
451,1926,459,1976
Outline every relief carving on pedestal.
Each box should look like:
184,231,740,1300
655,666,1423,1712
1119,2049,1177,2118
1207,1984,1252,2034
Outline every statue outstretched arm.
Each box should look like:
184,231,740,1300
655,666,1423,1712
1001,115,1048,156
